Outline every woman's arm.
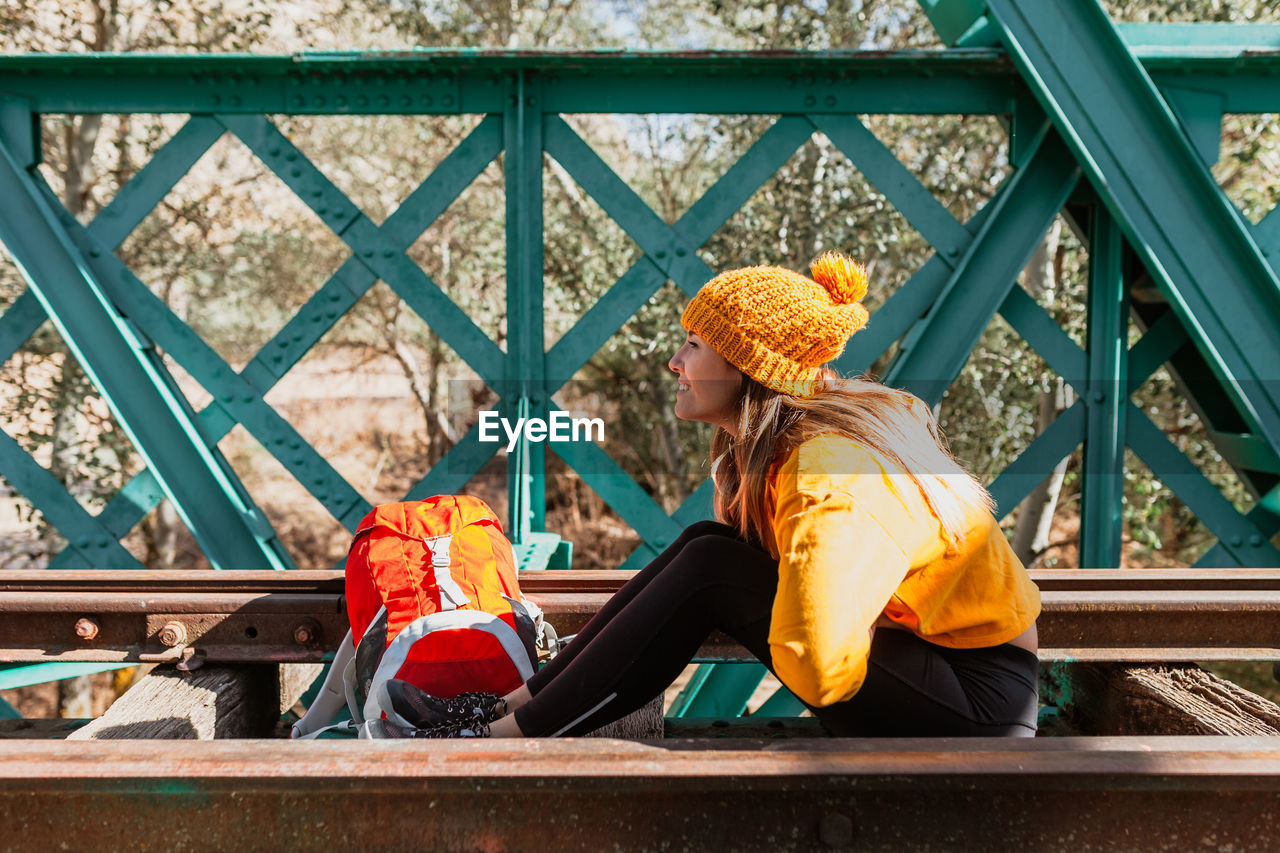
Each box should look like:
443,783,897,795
767,483,913,708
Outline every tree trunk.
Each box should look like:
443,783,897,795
1010,220,1067,566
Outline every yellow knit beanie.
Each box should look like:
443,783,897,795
681,252,870,398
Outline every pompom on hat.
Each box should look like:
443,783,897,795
680,252,870,398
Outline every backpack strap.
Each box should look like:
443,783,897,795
424,533,470,611
290,627,356,739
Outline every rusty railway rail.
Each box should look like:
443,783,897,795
1,570,1278,665
0,737,1278,851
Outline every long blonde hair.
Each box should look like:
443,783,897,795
711,368,994,555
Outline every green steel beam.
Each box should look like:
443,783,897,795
545,115,813,390
1127,407,1280,567
985,0,1280,469
218,114,507,387
0,97,37,167
0,662,132,692
43,117,504,562
1257,207,1280,277
550,436,684,550
1114,23,1280,52
987,402,1086,520
35,184,354,547
885,127,1080,405
917,0,989,47
0,53,1021,116
812,114,971,263
91,115,226,248
836,202,995,377
0,291,47,366
0,137,289,571
670,663,767,719
753,685,808,717
1080,211,1127,568
505,75,547,538
619,481,717,571
0,430,141,568
8,49,1280,112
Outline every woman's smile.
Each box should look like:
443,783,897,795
668,330,743,434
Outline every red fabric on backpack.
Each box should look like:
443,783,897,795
344,495,533,700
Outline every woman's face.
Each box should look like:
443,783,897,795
668,330,744,434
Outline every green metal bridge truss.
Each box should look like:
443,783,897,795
2,2,1280,720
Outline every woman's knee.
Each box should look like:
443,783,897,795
675,520,736,544
663,532,774,586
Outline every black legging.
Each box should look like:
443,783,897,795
514,520,1039,737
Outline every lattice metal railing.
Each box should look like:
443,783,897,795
2,30,1280,715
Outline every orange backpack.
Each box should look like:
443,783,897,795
292,495,545,738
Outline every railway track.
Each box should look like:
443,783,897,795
2,569,1278,665
2,570,1278,850
0,737,1277,851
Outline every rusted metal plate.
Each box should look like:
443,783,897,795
2,572,1278,664
0,738,1277,851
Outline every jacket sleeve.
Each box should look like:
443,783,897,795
767,479,913,708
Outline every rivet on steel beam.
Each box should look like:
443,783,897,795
400,95,412,107
824,95,836,108
377,95,390,107
357,95,369,107
655,250,667,259
442,95,455,107
229,96,242,107
1250,534,1263,547
293,96,305,107
158,621,188,648
75,618,99,641
675,248,686,257
293,620,321,646
291,168,302,177
1230,535,1243,547
421,96,434,107
211,95,221,106
1093,390,1105,403
804,95,816,108
818,812,854,848
526,96,538,107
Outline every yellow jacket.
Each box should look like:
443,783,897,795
764,433,1041,708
